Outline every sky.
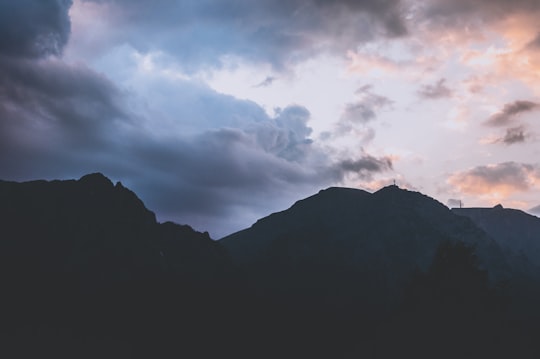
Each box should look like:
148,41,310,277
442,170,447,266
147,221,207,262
1,0,540,238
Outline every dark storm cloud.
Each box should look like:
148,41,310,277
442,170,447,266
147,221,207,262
82,0,407,70
0,0,72,58
0,57,127,153
418,78,453,99
119,100,392,235
0,0,125,179
0,61,392,236
122,122,392,236
484,100,539,127
421,0,540,25
0,0,398,237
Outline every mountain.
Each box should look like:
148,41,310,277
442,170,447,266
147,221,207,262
0,173,247,358
2,176,539,358
220,185,536,357
0,173,229,284
221,185,509,284
453,204,540,272
452,204,540,325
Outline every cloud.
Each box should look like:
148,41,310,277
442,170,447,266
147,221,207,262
527,32,540,49
483,126,530,146
0,54,392,237
74,0,407,70
334,155,393,181
418,78,453,99
0,57,127,158
253,105,314,161
500,126,528,145
331,86,392,142
448,162,540,197
420,0,540,27
253,76,277,88
340,85,393,125
484,100,539,127
0,8,338,237
0,0,72,58
124,128,393,237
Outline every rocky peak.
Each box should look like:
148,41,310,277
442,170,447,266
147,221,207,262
78,172,114,188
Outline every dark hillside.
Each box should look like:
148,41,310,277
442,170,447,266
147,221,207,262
0,173,250,358
1,176,539,358
220,185,531,357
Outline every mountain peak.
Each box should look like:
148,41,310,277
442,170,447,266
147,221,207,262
373,184,411,197
78,172,113,188
316,186,370,197
221,184,507,276
377,184,400,191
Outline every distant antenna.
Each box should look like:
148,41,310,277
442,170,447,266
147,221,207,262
393,179,396,186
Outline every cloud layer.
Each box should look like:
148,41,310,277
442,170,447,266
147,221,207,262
0,22,393,237
2,0,540,234
0,0,72,57
74,0,407,70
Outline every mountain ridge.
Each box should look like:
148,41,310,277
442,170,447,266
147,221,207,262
2,173,540,357
0,172,256,358
453,205,540,274
221,185,508,278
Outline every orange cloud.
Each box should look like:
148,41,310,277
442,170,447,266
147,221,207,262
464,13,540,90
448,162,540,199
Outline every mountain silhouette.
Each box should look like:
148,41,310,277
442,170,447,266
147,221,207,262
221,185,509,287
453,204,540,325
0,173,248,358
219,185,530,358
453,204,540,272
1,175,539,358
0,173,229,283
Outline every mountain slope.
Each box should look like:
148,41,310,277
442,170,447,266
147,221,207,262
0,173,244,358
453,205,540,273
219,185,522,357
1,176,537,358
221,185,509,281
0,173,229,283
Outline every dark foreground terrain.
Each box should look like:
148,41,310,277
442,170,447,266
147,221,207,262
1,174,539,358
